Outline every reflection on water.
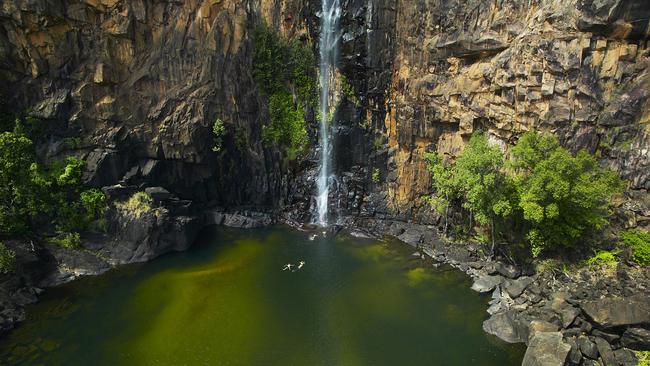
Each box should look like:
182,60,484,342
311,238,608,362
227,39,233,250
0,226,524,365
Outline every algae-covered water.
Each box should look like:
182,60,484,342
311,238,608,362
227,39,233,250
0,226,524,365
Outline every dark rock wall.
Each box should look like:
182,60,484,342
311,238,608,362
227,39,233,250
0,0,313,211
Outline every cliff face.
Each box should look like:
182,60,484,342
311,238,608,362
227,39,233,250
332,0,650,228
1,0,649,227
0,0,306,210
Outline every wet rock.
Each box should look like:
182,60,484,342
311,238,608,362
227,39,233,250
397,228,424,246
522,331,571,366
620,327,650,350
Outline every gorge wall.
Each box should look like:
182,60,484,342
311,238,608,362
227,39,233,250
0,0,303,212
2,0,648,229
331,0,650,229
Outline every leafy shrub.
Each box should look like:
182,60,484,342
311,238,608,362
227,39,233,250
0,132,38,235
48,232,81,249
620,229,650,266
637,351,650,366
62,137,81,149
424,130,623,258
116,192,154,219
263,92,308,159
212,118,226,153
585,250,618,269
510,132,622,255
0,243,16,274
13,116,43,141
340,75,359,106
252,23,314,160
372,168,380,183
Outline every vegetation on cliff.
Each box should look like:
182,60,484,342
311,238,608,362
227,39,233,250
0,116,107,243
620,229,650,266
425,131,623,259
0,242,16,274
252,23,315,160
115,192,157,219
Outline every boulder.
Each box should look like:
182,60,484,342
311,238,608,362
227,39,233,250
504,276,534,298
471,274,504,293
495,262,520,279
614,348,639,366
594,337,618,366
580,297,650,328
482,310,529,343
521,332,571,366
528,320,560,341
577,335,599,360
621,327,650,350
566,339,583,365
592,329,620,343
144,186,172,201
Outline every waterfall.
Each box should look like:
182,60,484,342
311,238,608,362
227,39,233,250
316,0,341,227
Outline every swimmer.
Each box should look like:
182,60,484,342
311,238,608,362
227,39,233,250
297,261,305,270
282,263,294,271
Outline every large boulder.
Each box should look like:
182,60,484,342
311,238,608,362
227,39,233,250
503,276,534,298
522,332,571,366
621,327,650,350
482,310,529,343
471,274,504,293
580,297,650,328
577,335,599,360
594,337,618,366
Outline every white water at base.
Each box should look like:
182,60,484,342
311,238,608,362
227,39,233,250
316,0,341,227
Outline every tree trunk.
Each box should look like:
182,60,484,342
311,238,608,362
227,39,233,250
444,194,449,235
490,218,495,258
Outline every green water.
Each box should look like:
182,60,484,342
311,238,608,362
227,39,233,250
0,226,524,365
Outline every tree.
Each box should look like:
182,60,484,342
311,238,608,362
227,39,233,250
0,132,38,235
424,152,457,235
509,131,622,257
453,132,512,253
425,131,512,253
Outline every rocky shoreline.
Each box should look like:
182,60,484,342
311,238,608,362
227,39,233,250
348,217,650,366
1,211,649,366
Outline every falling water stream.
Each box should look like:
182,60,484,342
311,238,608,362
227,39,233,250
316,0,341,227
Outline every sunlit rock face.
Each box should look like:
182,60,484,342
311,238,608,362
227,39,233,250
328,0,650,227
1,0,649,227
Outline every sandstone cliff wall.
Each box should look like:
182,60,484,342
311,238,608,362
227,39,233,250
0,0,310,211
333,0,650,228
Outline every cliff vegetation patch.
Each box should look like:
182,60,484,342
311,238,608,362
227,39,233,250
425,131,623,260
252,23,315,160
0,116,107,241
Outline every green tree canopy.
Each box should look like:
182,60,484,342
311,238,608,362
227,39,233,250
425,130,623,258
510,132,623,256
